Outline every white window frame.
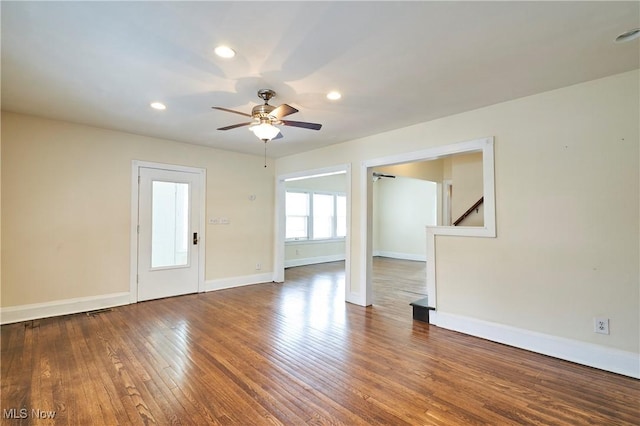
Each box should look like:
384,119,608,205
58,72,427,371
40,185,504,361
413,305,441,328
285,190,346,242
284,191,310,241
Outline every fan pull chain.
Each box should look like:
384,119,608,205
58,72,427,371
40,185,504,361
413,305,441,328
264,140,267,168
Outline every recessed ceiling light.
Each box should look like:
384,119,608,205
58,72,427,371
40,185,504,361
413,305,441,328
327,91,342,100
150,102,166,110
615,28,640,43
214,45,236,58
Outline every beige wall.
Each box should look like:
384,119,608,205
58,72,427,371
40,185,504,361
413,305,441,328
285,173,346,193
284,241,345,265
373,176,437,258
451,152,483,226
1,112,274,307
375,158,444,182
275,70,639,354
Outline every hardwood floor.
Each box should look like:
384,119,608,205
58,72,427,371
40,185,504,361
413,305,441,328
2,258,638,425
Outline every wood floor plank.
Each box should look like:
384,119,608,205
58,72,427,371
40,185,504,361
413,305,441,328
64,317,115,425
2,258,639,425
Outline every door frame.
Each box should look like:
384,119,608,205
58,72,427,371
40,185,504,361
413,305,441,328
442,179,453,226
130,160,206,303
274,164,352,301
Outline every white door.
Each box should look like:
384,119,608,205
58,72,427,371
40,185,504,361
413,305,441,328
137,167,202,301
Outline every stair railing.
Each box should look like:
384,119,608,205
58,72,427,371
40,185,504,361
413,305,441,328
453,196,484,226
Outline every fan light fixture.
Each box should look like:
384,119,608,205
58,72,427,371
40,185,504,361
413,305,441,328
327,91,342,100
214,45,236,58
150,102,166,110
249,122,280,141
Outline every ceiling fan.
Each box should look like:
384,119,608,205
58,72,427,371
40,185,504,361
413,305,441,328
373,172,396,182
212,89,322,142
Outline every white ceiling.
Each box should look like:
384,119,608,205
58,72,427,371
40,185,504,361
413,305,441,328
2,1,638,158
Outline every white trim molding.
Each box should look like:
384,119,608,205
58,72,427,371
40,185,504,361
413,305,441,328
430,311,640,379
205,273,274,292
0,292,130,325
285,254,346,268
0,269,274,324
345,290,367,306
373,251,426,262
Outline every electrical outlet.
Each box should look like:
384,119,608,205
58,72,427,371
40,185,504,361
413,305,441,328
594,317,609,335
255,263,262,270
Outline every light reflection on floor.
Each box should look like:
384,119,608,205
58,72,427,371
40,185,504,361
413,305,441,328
269,259,427,365
275,264,348,360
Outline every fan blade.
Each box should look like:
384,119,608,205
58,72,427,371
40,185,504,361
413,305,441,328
217,122,253,131
270,103,298,119
281,120,322,130
212,106,252,118
272,132,283,140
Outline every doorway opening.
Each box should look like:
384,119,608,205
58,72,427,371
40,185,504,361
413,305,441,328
274,164,352,304
370,173,436,315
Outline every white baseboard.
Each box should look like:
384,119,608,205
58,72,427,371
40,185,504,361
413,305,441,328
430,311,640,379
204,272,274,292
373,250,426,262
0,272,275,324
0,292,131,325
285,254,345,268
345,288,366,306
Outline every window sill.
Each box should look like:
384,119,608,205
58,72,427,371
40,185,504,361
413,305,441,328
285,238,346,245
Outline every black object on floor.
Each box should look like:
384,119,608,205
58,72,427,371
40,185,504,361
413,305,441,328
410,297,434,323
